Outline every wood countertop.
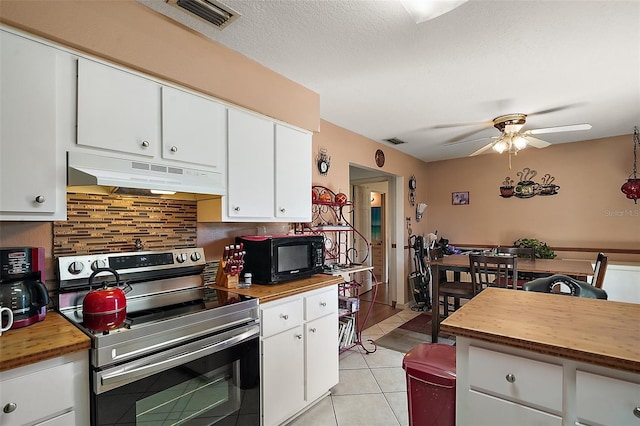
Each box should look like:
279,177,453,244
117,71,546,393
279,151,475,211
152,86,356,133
0,312,91,372
0,275,341,372
440,288,640,374
207,273,343,304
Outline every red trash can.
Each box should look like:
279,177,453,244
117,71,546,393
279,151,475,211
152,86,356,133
402,343,456,426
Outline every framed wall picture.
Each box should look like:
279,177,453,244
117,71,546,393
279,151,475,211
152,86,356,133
452,191,469,205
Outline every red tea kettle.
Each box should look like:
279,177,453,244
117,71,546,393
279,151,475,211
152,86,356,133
82,268,131,332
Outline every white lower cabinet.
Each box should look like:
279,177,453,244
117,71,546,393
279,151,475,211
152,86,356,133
576,370,640,426
456,338,640,426
0,351,89,426
260,285,338,426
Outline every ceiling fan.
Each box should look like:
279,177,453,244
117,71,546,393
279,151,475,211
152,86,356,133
465,113,592,157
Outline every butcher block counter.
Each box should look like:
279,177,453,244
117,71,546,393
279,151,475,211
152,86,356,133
207,273,343,304
0,312,90,371
440,287,640,373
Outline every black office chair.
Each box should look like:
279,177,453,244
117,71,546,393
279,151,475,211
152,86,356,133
522,274,608,299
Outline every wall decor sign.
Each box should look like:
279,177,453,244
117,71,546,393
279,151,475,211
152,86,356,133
499,167,560,198
408,174,417,206
452,191,469,205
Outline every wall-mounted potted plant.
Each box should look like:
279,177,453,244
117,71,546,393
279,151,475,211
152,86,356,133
513,238,557,259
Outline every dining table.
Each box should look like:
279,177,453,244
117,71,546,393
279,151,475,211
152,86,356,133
427,253,595,343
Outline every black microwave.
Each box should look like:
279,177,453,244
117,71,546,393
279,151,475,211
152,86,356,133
236,235,325,284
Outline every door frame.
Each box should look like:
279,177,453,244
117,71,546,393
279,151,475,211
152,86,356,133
349,166,406,308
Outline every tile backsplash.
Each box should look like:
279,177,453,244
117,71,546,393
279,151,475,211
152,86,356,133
53,192,197,256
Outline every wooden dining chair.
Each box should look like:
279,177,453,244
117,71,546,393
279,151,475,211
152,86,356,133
439,276,480,318
592,252,608,289
471,254,519,290
496,246,536,281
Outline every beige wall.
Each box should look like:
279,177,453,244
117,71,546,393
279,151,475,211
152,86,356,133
425,134,640,263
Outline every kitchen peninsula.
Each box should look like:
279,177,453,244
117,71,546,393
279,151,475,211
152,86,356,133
441,288,640,425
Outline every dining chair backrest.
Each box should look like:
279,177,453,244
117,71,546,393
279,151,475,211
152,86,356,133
427,247,444,261
496,246,536,259
470,254,518,290
592,252,608,289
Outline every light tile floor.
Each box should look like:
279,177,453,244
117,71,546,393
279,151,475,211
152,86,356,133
287,308,423,426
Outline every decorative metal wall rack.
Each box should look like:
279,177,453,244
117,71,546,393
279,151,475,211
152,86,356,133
499,167,560,198
296,185,378,354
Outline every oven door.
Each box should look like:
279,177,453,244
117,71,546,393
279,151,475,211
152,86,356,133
92,324,259,426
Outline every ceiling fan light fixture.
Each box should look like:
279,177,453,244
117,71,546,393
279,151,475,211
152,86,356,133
493,139,508,154
400,0,468,23
513,136,528,150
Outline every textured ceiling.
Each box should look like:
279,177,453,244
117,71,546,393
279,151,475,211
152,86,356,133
139,0,640,163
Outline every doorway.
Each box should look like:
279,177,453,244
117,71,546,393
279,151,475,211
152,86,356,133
349,165,402,308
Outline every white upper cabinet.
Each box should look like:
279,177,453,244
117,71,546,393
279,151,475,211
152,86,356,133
0,30,66,220
77,58,161,157
224,108,312,222
161,86,226,169
275,124,312,221
227,108,275,219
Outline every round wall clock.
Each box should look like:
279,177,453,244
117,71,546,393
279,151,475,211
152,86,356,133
375,149,385,167
316,147,331,176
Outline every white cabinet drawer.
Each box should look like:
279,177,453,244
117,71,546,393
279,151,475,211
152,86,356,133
576,370,640,425
468,390,563,426
0,361,75,426
261,297,303,338
469,346,563,412
305,286,337,321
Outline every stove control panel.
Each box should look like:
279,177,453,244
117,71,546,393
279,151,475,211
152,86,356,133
58,248,207,283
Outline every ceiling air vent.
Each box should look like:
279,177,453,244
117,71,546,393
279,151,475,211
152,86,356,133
166,0,241,29
383,137,407,145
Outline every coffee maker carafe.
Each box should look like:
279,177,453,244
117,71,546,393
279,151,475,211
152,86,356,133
0,247,49,329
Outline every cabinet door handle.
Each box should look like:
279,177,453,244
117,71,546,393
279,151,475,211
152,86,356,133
280,207,286,213
633,407,640,419
170,145,178,153
309,328,317,333
141,140,150,148
280,314,289,320
3,402,17,413
34,195,46,204
233,206,241,212
294,334,302,340
320,302,327,307
505,373,516,383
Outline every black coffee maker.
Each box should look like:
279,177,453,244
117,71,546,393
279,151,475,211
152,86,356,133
0,247,49,329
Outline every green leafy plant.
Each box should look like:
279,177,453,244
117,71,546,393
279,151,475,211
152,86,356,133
513,238,557,259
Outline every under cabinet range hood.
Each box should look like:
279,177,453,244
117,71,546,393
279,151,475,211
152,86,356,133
67,151,225,196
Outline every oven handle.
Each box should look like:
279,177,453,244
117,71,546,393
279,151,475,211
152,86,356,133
99,326,258,389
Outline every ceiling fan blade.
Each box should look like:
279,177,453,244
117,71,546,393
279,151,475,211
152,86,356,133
528,103,585,117
524,136,551,149
525,123,592,135
469,142,495,157
444,127,493,144
445,136,498,146
430,119,491,129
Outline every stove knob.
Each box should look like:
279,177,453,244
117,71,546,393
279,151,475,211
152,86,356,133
190,252,201,262
91,259,108,271
176,253,188,263
68,261,84,275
